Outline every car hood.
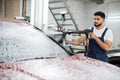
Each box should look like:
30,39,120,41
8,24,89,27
0,54,120,80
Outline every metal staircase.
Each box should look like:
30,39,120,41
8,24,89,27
49,0,79,31
49,0,86,55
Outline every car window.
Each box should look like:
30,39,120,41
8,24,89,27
0,21,69,62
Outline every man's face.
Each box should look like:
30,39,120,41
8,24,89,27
94,16,104,27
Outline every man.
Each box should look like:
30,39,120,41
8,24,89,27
70,11,113,62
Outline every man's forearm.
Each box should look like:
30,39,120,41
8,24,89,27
71,34,86,45
94,37,111,52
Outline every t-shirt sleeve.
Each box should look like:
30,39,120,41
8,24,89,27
104,29,113,42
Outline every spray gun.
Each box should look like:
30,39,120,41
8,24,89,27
63,29,92,38
62,29,92,55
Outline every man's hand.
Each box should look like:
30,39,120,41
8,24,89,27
89,32,112,52
89,32,97,40
64,34,74,45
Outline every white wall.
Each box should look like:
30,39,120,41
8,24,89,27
66,0,87,30
86,2,105,28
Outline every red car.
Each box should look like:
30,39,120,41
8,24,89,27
0,19,120,80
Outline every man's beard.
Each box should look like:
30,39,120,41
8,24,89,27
94,22,102,27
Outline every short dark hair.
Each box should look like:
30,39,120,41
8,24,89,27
94,11,105,19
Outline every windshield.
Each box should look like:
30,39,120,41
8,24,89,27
0,21,69,62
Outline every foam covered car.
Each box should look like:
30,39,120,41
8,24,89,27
0,19,120,80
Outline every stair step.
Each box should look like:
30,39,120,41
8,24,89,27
49,0,62,4
50,7,66,10
53,13,68,15
72,48,85,50
56,18,72,21
61,24,73,26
